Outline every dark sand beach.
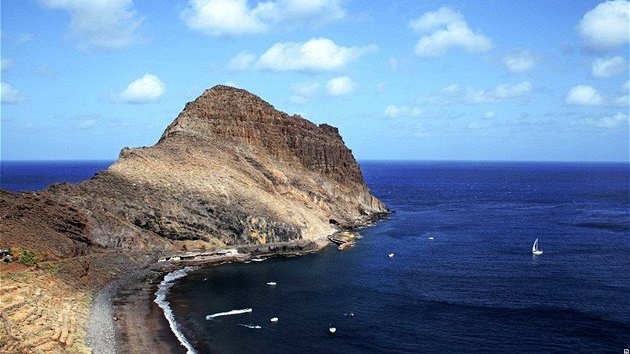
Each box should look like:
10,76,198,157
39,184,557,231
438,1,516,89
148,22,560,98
113,273,185,354
87,268,185,354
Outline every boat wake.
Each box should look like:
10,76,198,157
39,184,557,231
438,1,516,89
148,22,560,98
239,323,262,329
206,308,253,320
155,267,198,354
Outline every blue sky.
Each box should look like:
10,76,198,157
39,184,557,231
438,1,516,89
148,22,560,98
2,0,628,162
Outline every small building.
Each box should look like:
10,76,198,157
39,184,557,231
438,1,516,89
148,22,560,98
216,248,238,256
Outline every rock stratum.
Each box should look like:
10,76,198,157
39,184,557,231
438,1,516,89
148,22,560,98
0,85,388,352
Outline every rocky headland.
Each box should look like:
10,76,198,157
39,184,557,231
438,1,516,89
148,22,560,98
0,85,387,353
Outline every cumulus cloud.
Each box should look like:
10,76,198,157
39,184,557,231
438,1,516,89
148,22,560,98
39,0,143,50
503,49,537,73
409,7,492,57
180,0,266,36
383,105,423,118
578,0,629,51
1,82,27,104
427,81,532,105
591,56,627,78
572,112,628,128
565,85,605,105
181,0,345,37
114,74,165,104
257,38,377,72
326,76,355,96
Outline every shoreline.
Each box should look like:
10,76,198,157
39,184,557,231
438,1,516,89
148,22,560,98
89,238,333,354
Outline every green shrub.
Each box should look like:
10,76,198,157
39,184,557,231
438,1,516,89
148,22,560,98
18,249,38,266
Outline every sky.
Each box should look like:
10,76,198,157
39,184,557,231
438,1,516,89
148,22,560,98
1,0,629,162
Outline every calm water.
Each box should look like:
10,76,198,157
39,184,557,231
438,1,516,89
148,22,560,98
165,161,630,354
0,160,113,192
3,161,629,353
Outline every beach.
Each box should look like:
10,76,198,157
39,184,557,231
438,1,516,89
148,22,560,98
86,267,185,354
86,240,329,354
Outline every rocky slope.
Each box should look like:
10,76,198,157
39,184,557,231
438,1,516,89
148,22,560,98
1,85,388,352
43,85,387,252
2,84,388,260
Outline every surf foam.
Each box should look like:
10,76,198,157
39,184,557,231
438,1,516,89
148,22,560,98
155,267,198,354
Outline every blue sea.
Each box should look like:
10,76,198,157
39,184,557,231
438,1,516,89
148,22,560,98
0,160,113,192
2,161,629,353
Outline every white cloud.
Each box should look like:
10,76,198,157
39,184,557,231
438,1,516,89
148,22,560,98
579,0,629,51
613,80,629,106
409,7,463,33
180,0,266,36
383,105,423,118
428,81,532,105
1,82,27,104
181,0,345,37
257,38,377,72
465,81,533,104
227,51,256,71
289,81,319,104
255,0,345,27
39,0,143,50
565,85,605,105
409,7,492,57
503,49,537,73
591,56,627,78
572,112,628,128
326,76,355,96
114,74,165,104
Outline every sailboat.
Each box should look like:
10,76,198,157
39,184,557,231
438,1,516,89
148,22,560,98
532,238,543,255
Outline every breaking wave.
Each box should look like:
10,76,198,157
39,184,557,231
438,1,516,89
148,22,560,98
155,267,198,354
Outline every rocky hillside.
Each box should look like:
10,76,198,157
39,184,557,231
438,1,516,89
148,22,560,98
2,85,387,258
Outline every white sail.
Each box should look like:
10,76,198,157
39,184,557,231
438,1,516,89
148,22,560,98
532,238,543,255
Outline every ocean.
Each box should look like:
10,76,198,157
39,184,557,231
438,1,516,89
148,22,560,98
2,161,629,353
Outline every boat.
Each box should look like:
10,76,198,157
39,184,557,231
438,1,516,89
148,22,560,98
206,308,252,320
328,324,336,335
532,238,543,255
388,253,395,258
270,317,279,322
266,281,277,286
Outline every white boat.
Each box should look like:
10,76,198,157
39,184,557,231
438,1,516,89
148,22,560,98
270,317,279,322
266,281,277,286
328,324,336,335
388,253,395,258
206,308,252,320
532,238,543,255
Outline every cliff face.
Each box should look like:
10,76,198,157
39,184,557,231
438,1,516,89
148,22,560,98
9,85,387,254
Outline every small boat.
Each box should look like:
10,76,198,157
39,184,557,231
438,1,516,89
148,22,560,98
266,281,277,286
270,317,279,322
532,238,543,255
428,236,434,240
328,324,336,335
388,253,395,258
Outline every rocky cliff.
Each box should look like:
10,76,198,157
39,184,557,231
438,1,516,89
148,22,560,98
2,85,387,258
